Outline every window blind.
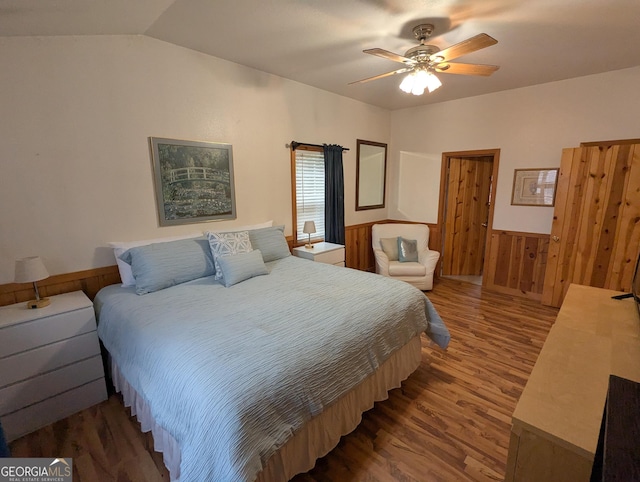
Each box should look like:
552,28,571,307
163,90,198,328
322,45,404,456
295,149,325,243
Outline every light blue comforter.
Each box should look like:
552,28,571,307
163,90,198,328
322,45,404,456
95,256,449,481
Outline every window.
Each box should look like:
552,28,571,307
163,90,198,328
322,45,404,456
291,145,324,246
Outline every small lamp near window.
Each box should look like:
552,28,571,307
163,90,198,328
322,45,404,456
303,221,316,249
15,256,51,309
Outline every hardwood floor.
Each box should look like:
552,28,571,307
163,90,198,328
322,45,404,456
9,278,558,481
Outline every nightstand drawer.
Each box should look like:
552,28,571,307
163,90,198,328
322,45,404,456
315,247,345,265
2,379,107,442
0,305,96,359
0,355,104,416
293,243,346,266
0,291,107,441
0,331,100,387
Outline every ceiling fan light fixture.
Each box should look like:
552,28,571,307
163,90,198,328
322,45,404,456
399,72,416,94
399,69,441,96
425,71,442,93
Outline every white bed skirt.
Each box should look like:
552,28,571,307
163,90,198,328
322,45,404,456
110,334,423,482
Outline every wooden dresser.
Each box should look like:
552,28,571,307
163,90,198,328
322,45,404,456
505,284,640,481
0,291,107,442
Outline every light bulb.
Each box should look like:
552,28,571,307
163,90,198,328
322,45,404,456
399,73,415,94
426,72,442,93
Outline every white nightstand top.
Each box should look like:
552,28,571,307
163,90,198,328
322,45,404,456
0,291,91,329
294,242,344,254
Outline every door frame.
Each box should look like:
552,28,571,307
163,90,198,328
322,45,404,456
437,148,500,285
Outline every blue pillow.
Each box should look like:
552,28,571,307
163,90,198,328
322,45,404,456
398,237,419,262
120,237,214,294
217,250,269,287
248,225,291,262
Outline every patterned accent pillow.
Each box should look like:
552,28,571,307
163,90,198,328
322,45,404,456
206,230,253,280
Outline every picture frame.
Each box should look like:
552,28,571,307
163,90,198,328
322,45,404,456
150,137,236,226
511,168,559,206
356,139,387,211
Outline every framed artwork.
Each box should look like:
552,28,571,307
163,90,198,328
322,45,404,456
511,168,559,207
150,137,236,226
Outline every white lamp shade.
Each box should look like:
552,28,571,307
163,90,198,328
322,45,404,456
303,221,316,234
15,256,50,283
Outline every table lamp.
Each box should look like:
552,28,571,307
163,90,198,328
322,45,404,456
303,221,316,249
15,256,51,309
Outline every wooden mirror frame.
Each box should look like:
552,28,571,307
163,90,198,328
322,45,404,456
356,139,387,211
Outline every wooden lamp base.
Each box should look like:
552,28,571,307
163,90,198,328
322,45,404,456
26,298,51,309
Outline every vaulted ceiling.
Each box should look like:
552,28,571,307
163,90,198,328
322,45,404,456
2,0,640,110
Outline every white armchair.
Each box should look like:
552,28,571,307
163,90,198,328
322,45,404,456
371,223,440,291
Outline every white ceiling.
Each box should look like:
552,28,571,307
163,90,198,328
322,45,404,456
2,0,640,110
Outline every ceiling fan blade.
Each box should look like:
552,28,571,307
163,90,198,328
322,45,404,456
364,48,414,65
431,33,497,63
348,67,411,85
435,62,499,76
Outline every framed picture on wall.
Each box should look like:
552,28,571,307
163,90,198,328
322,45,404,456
511,168,559,206
150,137,237,226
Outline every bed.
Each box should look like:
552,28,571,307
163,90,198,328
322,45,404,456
96,227,450,482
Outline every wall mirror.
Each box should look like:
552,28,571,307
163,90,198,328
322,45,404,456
356,139,387,210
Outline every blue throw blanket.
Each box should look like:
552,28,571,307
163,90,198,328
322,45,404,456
95,256,449,481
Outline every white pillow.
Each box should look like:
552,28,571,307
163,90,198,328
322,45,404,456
211,220,273,233
109,233,201,286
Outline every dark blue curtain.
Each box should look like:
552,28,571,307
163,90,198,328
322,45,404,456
323,144,345,245
0,420,10,457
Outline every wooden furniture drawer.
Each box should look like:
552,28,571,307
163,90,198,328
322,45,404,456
0,355,104,416
2,379,107,441
0,331,100,387
0,305,95,358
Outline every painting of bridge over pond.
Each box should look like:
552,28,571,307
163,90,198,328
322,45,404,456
150,137,236,226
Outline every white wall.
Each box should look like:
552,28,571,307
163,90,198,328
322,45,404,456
0,35,390,283
389,66,640,233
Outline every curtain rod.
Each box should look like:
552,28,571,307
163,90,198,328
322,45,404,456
289,141,349,151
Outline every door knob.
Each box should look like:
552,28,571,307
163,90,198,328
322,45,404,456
481,222,488,227
552,235,560,242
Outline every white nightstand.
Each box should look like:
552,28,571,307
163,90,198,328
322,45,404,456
0,291,107,442
293,242,345,266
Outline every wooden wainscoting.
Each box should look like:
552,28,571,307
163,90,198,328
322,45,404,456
345,220,440,272
345,221,378,272
0,266,121,307
0,221,443,306
483,230,550,300
0,239,297,308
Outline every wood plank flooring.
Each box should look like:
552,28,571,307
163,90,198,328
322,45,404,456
9,278,559,481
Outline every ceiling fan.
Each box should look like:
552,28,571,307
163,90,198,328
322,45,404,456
350,24,499,95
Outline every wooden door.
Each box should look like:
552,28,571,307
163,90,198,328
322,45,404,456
542,143,640,307
442,156,493,275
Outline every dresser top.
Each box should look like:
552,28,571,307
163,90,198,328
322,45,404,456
512,283,640,459
294,242,344,254
0,291,91,329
